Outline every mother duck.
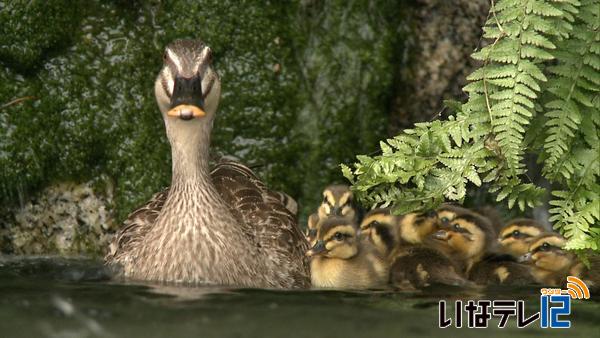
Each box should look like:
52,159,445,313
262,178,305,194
105,39,309,288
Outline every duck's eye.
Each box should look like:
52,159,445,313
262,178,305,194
333,232,345,241
512,230,521,238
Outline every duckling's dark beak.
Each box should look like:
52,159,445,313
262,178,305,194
518,252,532,263
432,230,450,241
306,240,327,257
167,75,206,120
332,207,342,216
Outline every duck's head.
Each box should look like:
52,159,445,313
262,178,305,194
306,216,358,259
498,219,545,257
520,233,573,273
318,185,357,221
155,39,221,144
427,211,495,263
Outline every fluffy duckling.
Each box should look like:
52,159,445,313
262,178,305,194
521,233,599,290
305,213,320,246
436,204,506,234
359,208,438,253
306,216,388,290
389,245,473,290
361,208,471,289
358,208,400,254
318,185,359,223
306,185,359,246
498,218,545,258
427,211,537,286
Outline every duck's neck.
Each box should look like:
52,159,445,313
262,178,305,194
168,121,212,188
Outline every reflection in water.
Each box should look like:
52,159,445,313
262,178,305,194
0,257,599,338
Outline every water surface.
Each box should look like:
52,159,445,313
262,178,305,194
0,256,597,337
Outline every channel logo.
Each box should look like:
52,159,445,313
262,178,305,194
439,276,591,329
564,276,590,300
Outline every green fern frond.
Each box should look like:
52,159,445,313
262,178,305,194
343,0,598,252
543,0,599,180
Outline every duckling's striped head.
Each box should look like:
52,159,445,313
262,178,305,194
435,204,472,227
359,208,395,235
521,233,573,273
428,212,495,261
155,39,221,122
306,216,358,259
397,210,438,244
318,185,357,221
359,208,398,255
498,219,545,257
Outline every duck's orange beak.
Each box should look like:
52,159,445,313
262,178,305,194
167,105,206,120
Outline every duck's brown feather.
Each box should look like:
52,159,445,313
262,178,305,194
106,159,309,288
211,159,309,287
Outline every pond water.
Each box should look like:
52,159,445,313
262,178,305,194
0,256,598,338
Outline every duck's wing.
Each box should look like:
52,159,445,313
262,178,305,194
210,159,310,288
105,188,169,262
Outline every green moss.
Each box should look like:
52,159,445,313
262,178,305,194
290,0,406,218
0,0,81,72
0,1,408,223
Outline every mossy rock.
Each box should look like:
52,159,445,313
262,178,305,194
0,0,81,72
0,1,407,229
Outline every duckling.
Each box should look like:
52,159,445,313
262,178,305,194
361,209,471,289
306,216,388,289
389,245,474,290
427,211,537,286
521,233,600,290
498,218,545,258
318,185,359,223
437,204,501,235
359,208,438,252
358,208,400,254
305,213,320,245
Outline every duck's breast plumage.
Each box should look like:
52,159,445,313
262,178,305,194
106,188,169,263
106,159,309,288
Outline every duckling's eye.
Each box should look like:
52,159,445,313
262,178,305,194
512,230,521,238
441,217,450,223
540,242,550,251
452,223,461,231
333,232,345,241
163,51,168,62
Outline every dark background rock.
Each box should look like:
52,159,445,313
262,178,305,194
390,0,490,132
0,0,489,255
